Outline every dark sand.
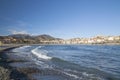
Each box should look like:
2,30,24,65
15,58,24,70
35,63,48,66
0,45,38,80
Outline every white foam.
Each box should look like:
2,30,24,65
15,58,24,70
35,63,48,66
31,46,52,60
63,71,79,79
12,45,31,52
20,45,31,48
82,72,89,77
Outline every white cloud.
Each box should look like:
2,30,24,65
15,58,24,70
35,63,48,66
9,30,29,35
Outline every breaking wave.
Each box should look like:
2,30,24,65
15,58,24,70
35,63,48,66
31,46,52,60
12,45,31,52
20,45,31,48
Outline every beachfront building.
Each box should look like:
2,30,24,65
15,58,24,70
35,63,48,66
91,36,105,44
107,36,114,41
87,39,94,44
0,41,2,46
114,36,120,40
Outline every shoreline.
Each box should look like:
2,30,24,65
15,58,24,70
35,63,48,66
0,44,120,80
0,45,42,80
0,45,29,80
1,43,120,47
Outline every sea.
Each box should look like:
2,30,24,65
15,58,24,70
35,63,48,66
11,45,120,80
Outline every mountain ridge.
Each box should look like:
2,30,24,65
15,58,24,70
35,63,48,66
0,34,62,44
0,34,120,44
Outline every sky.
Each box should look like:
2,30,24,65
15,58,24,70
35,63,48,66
0,0,120,39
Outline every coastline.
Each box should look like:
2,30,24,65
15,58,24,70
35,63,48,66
0,44,120,80
0,44,42,80
0,45,29,80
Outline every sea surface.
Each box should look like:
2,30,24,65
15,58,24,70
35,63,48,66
11,45,120,80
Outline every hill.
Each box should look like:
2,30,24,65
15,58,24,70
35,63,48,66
0,34,62,44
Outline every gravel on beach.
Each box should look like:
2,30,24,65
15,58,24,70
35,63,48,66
0,66,10,80
0,45,40,80
0,45,28,80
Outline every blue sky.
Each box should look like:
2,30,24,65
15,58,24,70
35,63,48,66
0,0,120,39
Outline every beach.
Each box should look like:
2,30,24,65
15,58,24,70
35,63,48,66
0,45,32,80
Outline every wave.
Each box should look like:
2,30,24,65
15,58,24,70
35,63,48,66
31,46,52,60
20,45,31,48
16,45,31,50
12,45,31,52
62,71,79,79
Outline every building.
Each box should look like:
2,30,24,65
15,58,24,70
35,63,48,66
0,41,2,46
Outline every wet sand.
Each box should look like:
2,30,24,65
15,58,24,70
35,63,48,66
0,45,38,80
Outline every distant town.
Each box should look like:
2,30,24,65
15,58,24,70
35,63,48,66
0,34,120,45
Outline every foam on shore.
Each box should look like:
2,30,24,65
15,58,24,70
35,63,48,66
31,46,52,60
